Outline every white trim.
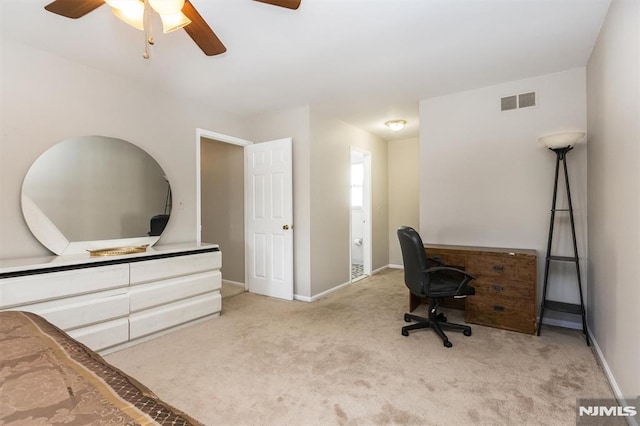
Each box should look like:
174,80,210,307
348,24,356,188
295,266,390,303
222,279,245,288
388,264,404,269
371,265,387,275
349,147,372,278
588,330,639,426
293,294,312,302
195,128,252,245
295,280,352,303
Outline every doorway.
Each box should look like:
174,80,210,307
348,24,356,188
197,129,252,298
196,129,294,301
350,148,372,281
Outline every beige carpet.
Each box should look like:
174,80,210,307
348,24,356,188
105,269,617,426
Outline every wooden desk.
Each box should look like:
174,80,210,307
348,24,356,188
411,244,537,334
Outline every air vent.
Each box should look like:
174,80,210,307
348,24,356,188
501,95,517,111
501,91,536,111
519,92,536,108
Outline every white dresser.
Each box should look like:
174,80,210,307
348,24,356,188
0,243,221,354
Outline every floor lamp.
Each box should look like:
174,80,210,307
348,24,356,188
536,131,589,346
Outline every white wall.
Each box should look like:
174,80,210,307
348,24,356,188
586,0,640,400
420,68,588,322
388,137,420,266
0,40,246,259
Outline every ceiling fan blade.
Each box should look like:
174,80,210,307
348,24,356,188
182,1,227,56
44,0,105,19
254,0,301,10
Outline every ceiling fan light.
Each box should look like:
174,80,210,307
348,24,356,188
148,0,185,15
160,11,192,33
110,1,144,30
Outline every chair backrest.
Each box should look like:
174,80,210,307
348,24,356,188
397,226,429,295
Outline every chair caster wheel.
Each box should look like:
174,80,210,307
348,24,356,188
401,329,409,337
443,340,452,348
404,314,411,322
463,329,472,336
436,313,447,322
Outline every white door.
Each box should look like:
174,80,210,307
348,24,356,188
245,138,294,300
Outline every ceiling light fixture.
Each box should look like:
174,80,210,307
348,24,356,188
385,120,407,131
105,0,192,59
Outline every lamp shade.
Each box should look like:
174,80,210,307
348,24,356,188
148,0,185,15
111,2,144,30
538,132,585,149
160,11,191,33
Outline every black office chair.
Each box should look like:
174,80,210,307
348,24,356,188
397,226,476,347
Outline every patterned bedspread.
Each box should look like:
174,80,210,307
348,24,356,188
0,311,202,425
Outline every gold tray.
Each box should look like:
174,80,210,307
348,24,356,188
87,245,149,257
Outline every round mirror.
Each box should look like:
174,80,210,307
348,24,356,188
22,136,171,255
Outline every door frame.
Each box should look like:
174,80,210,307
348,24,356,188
195,128,252,289
350,147,372,281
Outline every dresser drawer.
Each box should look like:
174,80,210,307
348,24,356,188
471,277,535,301
129,292,221,339
130,270,221,312
16,291,129,331
465,255,536,280
0,264,129,308
129,251,221,284
466,297,536,334
68,317,130,352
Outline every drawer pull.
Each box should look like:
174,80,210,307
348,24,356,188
493,265,505,272
493,284,505,292
493,305,505,312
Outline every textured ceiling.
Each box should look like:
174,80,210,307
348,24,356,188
1,0,611,140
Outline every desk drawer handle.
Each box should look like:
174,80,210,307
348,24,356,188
493,265,505,272
493,284,505,292
493,305,505,312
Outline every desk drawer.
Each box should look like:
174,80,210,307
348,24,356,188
471,277,534,301
466,297,536,334
466,255,535,280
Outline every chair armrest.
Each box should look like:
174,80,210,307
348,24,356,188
423,266,476,281
423,266,476,295
426,256,445,267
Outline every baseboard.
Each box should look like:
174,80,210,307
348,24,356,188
293,265,390,303
222,279,245,288
388,264,403,269
295,280,352,303
588,330,639,426
371,265,388,275
293,294,312,302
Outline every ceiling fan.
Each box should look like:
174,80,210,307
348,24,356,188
44,0,301,58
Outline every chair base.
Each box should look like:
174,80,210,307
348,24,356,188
402,312,472,348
